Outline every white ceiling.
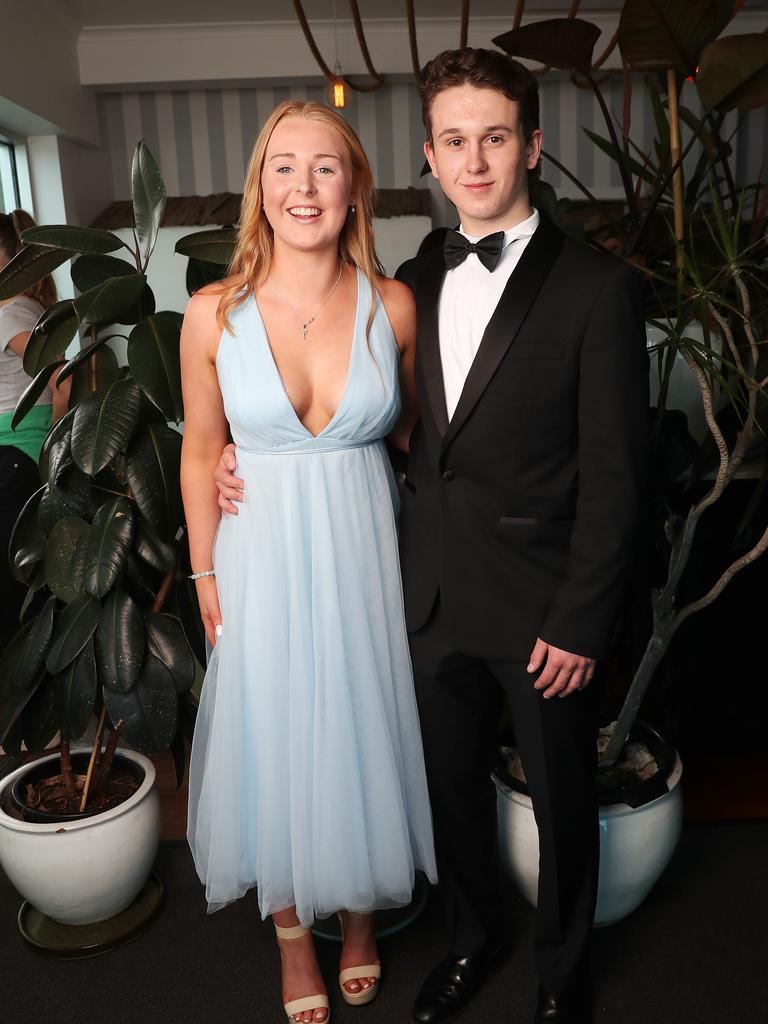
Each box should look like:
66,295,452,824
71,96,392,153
64,0,633,28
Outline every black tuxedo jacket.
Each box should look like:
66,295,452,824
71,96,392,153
395,215,649,661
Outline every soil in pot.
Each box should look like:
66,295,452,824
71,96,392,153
497,722,677,808
11,752,144,823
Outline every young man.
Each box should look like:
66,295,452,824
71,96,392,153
215,48,648,1024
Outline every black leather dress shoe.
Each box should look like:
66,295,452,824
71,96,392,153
411,950,497,1024
534,986,592,1023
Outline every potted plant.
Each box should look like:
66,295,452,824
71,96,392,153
491,0,768,923
0,143,203,935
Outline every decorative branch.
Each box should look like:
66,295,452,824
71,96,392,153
406,0,421,80
348,0,384,85
460,0,469,48
80,703,107,812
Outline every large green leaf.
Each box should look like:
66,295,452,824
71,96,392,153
618,0,723,74
38,406,75,484
132,141,166,269
44,516,89,602
22,675,58,753
11,360,65,431
96,586,144,692
56,333,125,389
0,244,75,300
145,612,195,693
0,623,47,746
175,228,237,266
126,424,183,543
54,637,97,741
71,253,136,292
72,254,154,326
9,484,46,584
73,273,147,327
493,18,601,76
5,596,57,694
45,592,101,674
134,518,176,573
103,653,178,754
22,300,79,378
68,346,120,408
173,576,207,668
82,496,134,599
21,225,126,255
52,466,91,522
127,314,184,423
186,257,228,297
696,34,768,112
71,377,142,475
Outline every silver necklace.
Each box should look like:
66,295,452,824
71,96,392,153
271,264,344,339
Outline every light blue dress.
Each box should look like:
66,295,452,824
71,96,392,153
187,268,437,923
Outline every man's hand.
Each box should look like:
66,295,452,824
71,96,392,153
527,638,596,699
214,443,244,514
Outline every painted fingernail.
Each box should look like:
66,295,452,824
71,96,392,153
215,624,223,637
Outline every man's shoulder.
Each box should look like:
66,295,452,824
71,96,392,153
394,249,442,292
558,233,640,288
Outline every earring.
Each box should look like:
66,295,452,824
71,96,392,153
350,203,356,213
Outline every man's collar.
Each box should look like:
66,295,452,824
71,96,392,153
459,207,540,246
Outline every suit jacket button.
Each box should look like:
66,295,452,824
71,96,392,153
442,469,455,482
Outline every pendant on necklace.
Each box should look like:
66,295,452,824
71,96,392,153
300,322,309,339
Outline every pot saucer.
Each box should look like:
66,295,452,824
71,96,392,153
18,872,163,958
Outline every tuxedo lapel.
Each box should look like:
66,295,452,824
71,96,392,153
415,250,450,436
441,215,565,451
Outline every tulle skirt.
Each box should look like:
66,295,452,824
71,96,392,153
187,441,437,923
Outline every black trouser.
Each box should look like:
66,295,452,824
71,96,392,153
0,445,41,657
409,598,599,998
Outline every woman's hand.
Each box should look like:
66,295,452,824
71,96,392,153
195,575,223,647
214,443,244,514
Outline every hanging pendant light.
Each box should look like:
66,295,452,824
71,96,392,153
327,0,347,109
331,60,346,108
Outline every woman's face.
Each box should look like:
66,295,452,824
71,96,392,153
261,117,355,256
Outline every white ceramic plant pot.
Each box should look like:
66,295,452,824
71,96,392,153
0,747,160,925
494,752,683,926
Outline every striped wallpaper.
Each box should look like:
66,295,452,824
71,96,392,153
97,75,767,226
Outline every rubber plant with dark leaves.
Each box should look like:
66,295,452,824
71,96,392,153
0,142,203,816
494,1,768,771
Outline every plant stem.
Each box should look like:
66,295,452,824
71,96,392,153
91,720,124,798
80,704,107,813
60,737,75,794
666,70,685,271
152,569,176,613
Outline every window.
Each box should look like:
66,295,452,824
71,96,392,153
0,141,20,214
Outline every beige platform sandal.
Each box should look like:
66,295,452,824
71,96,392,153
337,913,381,1007
274,922,331,1023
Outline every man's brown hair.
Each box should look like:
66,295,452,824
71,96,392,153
419,47,540,152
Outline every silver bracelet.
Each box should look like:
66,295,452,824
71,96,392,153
189,569,215,580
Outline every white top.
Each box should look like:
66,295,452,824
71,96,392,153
438,208,540,420
0,295,49,414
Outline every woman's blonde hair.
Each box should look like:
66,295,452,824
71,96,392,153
0,209,58,310
218,100,383,332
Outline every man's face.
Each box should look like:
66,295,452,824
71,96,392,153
424,84,543,236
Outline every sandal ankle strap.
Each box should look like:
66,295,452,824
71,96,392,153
275,922,310,941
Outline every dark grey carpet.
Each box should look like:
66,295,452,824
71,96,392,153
0,823,766,1024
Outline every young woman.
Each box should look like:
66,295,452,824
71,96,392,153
180,102,436,1024
0,210,69,655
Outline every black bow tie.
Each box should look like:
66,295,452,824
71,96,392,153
443,229,505,272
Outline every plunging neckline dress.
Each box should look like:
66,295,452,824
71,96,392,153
187,268,437,923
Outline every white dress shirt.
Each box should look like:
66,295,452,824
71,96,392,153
438,207,540,420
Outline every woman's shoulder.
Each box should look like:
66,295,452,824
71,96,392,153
375,275,416,320
373,275,416,350
0,295,44,347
